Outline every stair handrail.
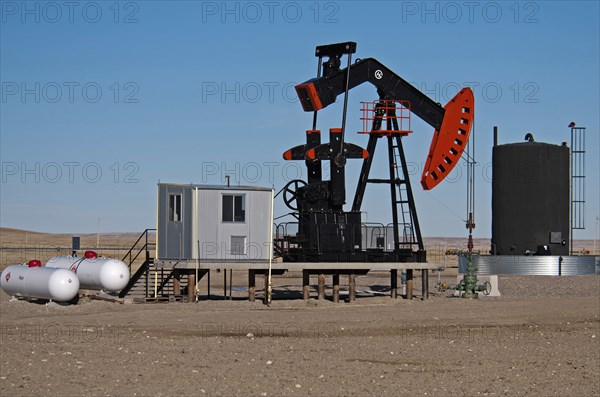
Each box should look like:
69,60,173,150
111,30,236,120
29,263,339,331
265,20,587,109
122,228,156,270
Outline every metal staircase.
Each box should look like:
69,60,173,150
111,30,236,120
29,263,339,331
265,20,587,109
118,228,192,299
118,229,156,298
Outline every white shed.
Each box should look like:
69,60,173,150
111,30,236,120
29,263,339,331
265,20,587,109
157,183,273,262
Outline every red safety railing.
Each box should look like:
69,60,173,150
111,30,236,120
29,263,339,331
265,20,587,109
359,100,412,136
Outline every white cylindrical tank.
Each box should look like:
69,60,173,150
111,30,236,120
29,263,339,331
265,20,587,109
45,252,130,291
0,264,80,301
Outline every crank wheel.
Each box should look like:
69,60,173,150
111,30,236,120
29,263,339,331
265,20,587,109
482,281,492,296
283,179,307,211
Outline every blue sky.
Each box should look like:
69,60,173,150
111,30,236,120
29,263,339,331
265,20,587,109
1,0,599,240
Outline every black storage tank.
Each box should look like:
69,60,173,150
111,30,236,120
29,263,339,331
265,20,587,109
491,138,570,255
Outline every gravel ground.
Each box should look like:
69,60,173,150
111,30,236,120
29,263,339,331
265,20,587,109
0,273,598,396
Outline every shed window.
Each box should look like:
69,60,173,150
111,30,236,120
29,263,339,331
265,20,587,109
231,236,247,255
168,194,182,222
222,194,245,222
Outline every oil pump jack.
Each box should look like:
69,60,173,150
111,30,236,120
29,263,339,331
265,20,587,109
280,42,474,263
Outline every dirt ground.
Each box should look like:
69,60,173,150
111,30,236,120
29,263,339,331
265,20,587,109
0,271,598,397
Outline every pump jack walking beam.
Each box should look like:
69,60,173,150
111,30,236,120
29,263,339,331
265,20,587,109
295,45,474,191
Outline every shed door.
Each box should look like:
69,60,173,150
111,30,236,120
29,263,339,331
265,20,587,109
165,187,184,259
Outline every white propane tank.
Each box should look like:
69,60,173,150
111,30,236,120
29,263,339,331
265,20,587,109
0,261,80,302
45,251,130,291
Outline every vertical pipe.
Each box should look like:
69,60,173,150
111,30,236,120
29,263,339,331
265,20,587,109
173,273,181,295
406,269,413,299
155,187,160,262
491,127,497,256
229,269,233,300
248,270,256,302
267,189,274,305
339,52,353,156
263,274,269,304
302,270,310,300
312,57,323,130
332,274,340,303
318,274,325,300
421,269,429,300
471,117,476,235
390,269,398,299
349,273,356,302
196,240,200,302
493,126,498,147
223,268,226,300
187,272,195,303
558,256,563,276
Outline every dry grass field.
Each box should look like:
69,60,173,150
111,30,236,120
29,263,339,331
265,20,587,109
1,227,597,270
0,228,147,269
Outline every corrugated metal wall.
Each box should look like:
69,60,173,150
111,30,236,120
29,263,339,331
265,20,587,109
459,255,599,275
198,188,271,261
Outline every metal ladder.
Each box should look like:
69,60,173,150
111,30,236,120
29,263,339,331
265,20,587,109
570,126,586,254
391,139,419,250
